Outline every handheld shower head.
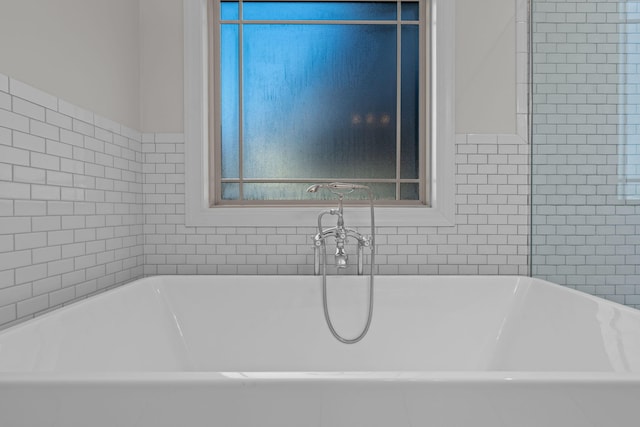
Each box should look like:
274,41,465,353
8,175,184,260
306,184,323,193
306,182,369,194
328,182,367,191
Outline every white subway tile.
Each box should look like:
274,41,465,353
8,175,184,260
0,251,32,270
0,91,10,111
47,258,74,276
0,108,29,132
0,304,16,325
46,171,73,187
154,133,184,143
0,235,13,253
0,126,10,146
60,128,84,147
30,120,59,141
32,276,61,296
72,119,94,137
17,294,49,318
0,181,30,199
13,131,45,153
95,128,114,144
32,216,61,232
47,230,73,246
12,97,45,121
94,114,120,132
75,280,97,298
0,283,32,306
46,109,72,130
60,187,85,201
45,140,72,159
9,78,57,110
15,263,47,284
49,287,75,307
0,200,11,217
13,168,46,188
0,73,8,93
14,200,46,216
0,145,29,166
31,184,61,201
58,99,94,124
30,152,60,171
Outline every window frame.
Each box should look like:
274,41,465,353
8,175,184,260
212,1,426,206
184,0,455,227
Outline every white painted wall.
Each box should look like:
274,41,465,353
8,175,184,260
0,0,140,130
456,0,517,134
139,0,183,133
0,0,517,134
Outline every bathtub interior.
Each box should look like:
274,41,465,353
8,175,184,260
0,275,639,374
155,275,528,372
489,281,640,372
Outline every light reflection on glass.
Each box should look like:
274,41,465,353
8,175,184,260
219,1,421,201
241,24,397,180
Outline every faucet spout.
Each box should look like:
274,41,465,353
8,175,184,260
335,247,348,269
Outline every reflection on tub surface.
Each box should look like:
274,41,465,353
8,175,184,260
1,275,640,427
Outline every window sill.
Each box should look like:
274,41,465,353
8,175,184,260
186,204,454,228
183,0,455,227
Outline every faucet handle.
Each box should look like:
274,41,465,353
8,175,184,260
359,235,374,249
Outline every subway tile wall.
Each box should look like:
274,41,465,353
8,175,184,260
0,74,530,329
0,74,144,328
142,133,530,277
142,0,531,280
532,0,640,307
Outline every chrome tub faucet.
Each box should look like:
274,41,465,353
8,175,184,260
306,182,376,344
306,183,374,274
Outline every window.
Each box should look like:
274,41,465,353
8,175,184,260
211,0,426,205
184,0,454,226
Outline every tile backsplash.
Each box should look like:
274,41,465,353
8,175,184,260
0,74,530,328
531,0,640,307
0,75,144,328
142,133,530,277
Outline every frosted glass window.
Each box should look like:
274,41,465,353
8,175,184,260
243,2,397,21
220,1,238,19
220,24,240,179
213,0,426,203
401,2,419,20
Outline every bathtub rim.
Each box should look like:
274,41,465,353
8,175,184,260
5,274,640,330
2,274,640,381
2,371,640,385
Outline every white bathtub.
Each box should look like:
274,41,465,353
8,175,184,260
1,275,640,427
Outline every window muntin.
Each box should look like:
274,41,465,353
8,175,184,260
211,0,427,204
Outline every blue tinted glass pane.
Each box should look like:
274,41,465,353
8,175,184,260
221,1,239,20
401,2,419,20
242,24,397,180
221,183,239,200
364,183,396,201
242,183,321,201
400,183,419,200
244,2,397,21
221,25,240,179
243,183,396,201
401,25,419,179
